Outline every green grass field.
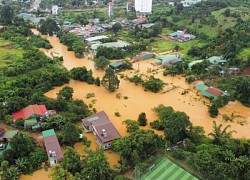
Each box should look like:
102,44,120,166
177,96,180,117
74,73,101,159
140,158,198,180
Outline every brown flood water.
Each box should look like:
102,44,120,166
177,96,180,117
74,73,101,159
21,29,250,180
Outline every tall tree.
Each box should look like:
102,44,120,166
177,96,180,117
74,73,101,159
61,147,81,175
101,68,120,92
112,22,122,35
208,121,236,145
57,86,74,100
0,5,14,25
62,122,80,146
94,56,110,70
137,112,147,126
50,164,75,180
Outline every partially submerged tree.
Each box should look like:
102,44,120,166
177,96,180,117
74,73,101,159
101,68,120,92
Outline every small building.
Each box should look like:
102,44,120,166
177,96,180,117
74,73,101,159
12,105,48,122
201,87,224,100
24,118,37,129
207,56,227,65
169,30,195,42
42,129,63,167
141,23,155,29
156,55,182,66
52,5,62,15
181,0,201,7
85,35,108,43
136,17,147,25
133,52,155,62
0,130,18,155
82,111,121,150
109,61,124,71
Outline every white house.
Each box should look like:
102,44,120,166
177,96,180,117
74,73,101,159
180,0,201,7
51,5,62,15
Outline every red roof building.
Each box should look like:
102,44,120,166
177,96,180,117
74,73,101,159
206,87,224,96
12,105,47,121
136,17,147,24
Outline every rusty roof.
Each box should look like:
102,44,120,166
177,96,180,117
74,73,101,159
44,135,63,161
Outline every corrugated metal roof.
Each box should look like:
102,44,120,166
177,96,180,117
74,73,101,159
2,130,18,139
12,105,47,121
42,129,55,138
24,118,37,126
195,84,208,91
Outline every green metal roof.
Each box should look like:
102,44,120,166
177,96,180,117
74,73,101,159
196,84,208,91
201,91,218,100
2,130,18,139
110,61,124,68
24,118,37,126
42,129,55,138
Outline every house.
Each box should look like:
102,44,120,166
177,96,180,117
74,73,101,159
136,17,147,24
85,35,108,44
207,56,227,65
133,52,155,62
181,0,201,7
108,2,114,17
195,83,208,91
109,61,124,71
201,87,224,100
169,30,195,42
0,129,18,155
12,105,47,122
141,23,155,29
82,111,121,150
42,129,63,166
156,55,182,66
51,5,62,15
24,118,38,129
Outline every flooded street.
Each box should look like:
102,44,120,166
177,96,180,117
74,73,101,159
21,29,250,180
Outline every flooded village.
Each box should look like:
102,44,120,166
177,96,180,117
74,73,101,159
0,0,250,180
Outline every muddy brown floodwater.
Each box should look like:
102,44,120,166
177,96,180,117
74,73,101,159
21,29,250,180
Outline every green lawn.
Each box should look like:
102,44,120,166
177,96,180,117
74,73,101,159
0,38,23,67
140,158,198,180
151,39,207,54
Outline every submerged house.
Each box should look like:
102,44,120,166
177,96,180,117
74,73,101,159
42,129,63,167
195,83,225,100
156,55,183,67
133,52,155,62
109,61,124,71
82,111,121,150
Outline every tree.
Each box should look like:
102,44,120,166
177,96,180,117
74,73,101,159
39,18,59,36
123,119,139,132
1,167,19,180
76,149,114,179
11,133,35,158
61,147,81,175
143,76,165,93
137,112,147,126
94,56,110,70
15,158,29,174
224,9,231,17
101,68,120,92
95,77,101,86
1,161,9,171
112,23,122,35
62,122,80,146
209,103,218,118
208,121,236,145
50,164,74,180
0,5,14,25
70,67,95,84
57,86,74,100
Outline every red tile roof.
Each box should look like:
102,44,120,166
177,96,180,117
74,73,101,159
12,105,47,121
44,135,63,162
136,17,146,24
133,52,150,61
206,87,223,96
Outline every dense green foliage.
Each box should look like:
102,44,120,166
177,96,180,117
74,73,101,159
0,26,69,119
94,56,110,70
0,5,14,25
137,112,147,126
57,86,74,100
0,133,47,177
113,129,163,166
143,76,166,93
101,68,120,92
39,18,59,36
70,66,95,84
28,35,53,49
62,122,81,146
53,147,115,179
58,30,85,58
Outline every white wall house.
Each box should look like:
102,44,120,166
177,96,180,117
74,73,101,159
135,0,152,13
51,5,62,15
180,0,202,7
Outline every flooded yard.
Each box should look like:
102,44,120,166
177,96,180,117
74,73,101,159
21,29,250,180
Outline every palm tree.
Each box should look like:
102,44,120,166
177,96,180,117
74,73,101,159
1,167,20,180
15,157,29,173
208,121,236,144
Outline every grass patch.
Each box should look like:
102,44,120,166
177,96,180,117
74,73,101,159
237,48,250,60
151,39,207,54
